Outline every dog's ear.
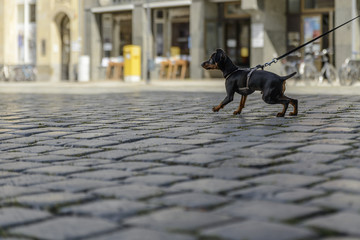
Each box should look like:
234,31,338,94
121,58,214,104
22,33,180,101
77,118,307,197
215,49,226,63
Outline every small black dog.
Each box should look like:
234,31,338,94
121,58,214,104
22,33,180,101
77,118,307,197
202,49,298,117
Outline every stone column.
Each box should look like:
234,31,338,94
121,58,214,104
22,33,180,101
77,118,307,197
335,0,354,68
190,0,205,79
250,0,286,74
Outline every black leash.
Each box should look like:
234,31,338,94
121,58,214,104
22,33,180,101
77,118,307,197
259,14,360,69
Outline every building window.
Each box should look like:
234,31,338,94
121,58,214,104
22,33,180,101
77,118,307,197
30,4,36,23
303,0,334,11
288,0,300,14
101,12,132,66
153,7,190,58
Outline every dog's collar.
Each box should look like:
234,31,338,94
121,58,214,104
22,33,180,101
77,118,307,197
224,68,241,80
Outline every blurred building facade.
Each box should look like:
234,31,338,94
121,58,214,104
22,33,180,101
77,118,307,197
0,0,360,81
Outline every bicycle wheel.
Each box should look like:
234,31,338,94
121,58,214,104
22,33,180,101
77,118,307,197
339,67,354,86
325,64,338,85
302,65,318,85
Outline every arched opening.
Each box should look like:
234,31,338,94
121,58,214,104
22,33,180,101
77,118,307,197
59,15,70,80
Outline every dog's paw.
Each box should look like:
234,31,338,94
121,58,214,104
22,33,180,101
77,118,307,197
212,106,219,112
233,110,241,115
289,112,298,116
276,113,285,117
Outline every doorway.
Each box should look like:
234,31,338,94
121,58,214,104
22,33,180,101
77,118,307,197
224,18,250,67
60,15,70,80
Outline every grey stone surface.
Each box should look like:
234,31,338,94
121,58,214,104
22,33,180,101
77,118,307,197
0,207,50,227
61,199,153,221
170,178,247,193
92,184,163,200
202,220,315,240
1,89,360,239
214,200,320,221
10,216,117,240
304,212,360,236
88,228,195,240
13,192,90,208
152,192,229,208
125,208,229,231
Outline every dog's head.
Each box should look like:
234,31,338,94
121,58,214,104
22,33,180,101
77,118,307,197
201,49,226,70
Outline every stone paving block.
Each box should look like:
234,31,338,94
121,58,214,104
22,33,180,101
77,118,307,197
0,185,43,199
89,149,140,160
61,199,154,221
325,168,360,180
307,192,360,211
147,165,210,177
304,212,360,236
315,179,360,194
124,174,187,186
71,169,132,180
125,207,229,231
152,192,229,208
123,152,179,162
35,178,114,192
170,178,247,193
236,148,289,158
88,228,195,240
219,157,290,168
266,163,342,175
162,153,229,165
50,147,101,156
147,144,198,153
271,188,325,202
207,167,260,179
202,220,315,240
0,207,50,228
10,216,117,240
66,139,119,148
279,152,339,163
297,144,352,153
61,158,113,167
63,132,112,139
13,192,90,208
20,155,73,163
333,158,360,168
0,171,19,179
25,165,90,175
321,238,360,240
0,161,50,172
248,173,325,188
255,142,305,150
92,184,163,200
0,174,65,186
229,185,284,199
214,200,320,221
315,127,358,133
98,161,163,171
16,145,65,154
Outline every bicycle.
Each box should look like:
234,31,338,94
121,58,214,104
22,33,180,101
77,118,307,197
318,49,339,85
0,65,10,81
298,48,319,85
339,51,360,86
280,51,301,85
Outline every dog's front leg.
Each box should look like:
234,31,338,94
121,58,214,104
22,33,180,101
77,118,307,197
213,92,234,112
233,95,247,115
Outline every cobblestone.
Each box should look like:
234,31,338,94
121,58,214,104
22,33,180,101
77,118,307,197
1,89,360,239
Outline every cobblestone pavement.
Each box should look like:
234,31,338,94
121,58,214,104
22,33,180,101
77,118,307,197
0,89,360,240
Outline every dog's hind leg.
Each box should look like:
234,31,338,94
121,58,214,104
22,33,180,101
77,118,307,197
283,95,298,116
262,92,290,117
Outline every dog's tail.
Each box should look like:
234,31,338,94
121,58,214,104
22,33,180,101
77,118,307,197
280,72,297,81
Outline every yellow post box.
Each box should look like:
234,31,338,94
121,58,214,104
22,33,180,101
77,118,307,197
123,45,141,82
